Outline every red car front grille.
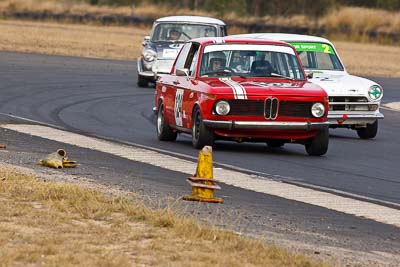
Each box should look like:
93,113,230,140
279,101,313,118
226,100,314,118
227,100,264,116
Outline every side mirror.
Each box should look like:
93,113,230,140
176,68,189,78
306,71,314,79
142,36,150,46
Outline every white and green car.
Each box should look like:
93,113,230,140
231,33,384,139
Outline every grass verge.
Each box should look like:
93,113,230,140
0,165,328,267
1,1,400,36
0,19,147,60
1,19,400,77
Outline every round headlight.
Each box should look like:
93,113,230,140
143,50,156,62
368,85,383,101
215,100,230,116
311,102,325,118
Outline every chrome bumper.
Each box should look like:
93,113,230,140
203,120,329,131
137,59,156,78
328,112,384,124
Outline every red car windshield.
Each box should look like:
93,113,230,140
199,44,305,80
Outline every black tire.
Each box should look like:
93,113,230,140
266,140,285,148
305,128,329,156
137,75,149,87
356,120,378,139
192,107,215,149
156,102,177,141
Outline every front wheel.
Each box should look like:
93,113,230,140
305,128,329,156
156,102,177,141
192,107,215,149
356,120,378,139
137,75,149,87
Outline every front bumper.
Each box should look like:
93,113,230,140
137,58,156,78
203,120,329,131
328,112,384,125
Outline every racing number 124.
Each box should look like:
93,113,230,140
174,89,184,127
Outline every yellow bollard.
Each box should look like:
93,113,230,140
62,159,77,168
38,149,66,169
38,149,77,169
182,146,223,203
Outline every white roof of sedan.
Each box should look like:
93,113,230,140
230,33,334,45
155,16,225,25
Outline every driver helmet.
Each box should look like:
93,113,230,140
168,27,181,40
208,51,226,71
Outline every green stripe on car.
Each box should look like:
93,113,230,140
289,42,335,54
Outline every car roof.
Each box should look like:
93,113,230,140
155,16,226,25
229,33,334,46
190,36,293,46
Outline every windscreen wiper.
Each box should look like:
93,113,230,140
269,73,294,80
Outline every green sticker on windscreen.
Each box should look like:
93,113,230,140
289,42,335,54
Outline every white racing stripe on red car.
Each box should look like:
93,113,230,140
219,78,237,99
219,78,247,99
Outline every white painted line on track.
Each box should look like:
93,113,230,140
2,123,400,228
382,102,400,112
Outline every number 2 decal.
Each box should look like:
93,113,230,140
322,44,330,53
174,89,184,127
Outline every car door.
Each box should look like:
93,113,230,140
173,43,199,131
167,42,192,128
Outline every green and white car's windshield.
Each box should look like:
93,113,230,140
289,42,344,71
151,23,217,42
199,44,305,80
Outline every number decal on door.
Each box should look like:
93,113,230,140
174,89,184,127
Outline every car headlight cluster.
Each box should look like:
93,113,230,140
215,100,230,116
143,49,157,62
311,102,325,118
368,85,383,101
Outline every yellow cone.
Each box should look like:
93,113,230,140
183,146,223,203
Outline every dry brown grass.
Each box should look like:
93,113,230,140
0,19,148,60
322,7,400,34
0,166,328,267
334,41,400,77
0,0,213,18
3,1,400,34
1,18,399,77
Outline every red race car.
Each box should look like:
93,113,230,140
155,37,330,155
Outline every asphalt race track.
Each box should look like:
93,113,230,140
1,51,399,205
2,51,400,264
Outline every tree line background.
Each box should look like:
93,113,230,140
87,0,400,16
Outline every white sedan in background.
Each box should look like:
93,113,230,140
231,33,384,139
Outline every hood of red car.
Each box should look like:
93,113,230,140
202,78,326,97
